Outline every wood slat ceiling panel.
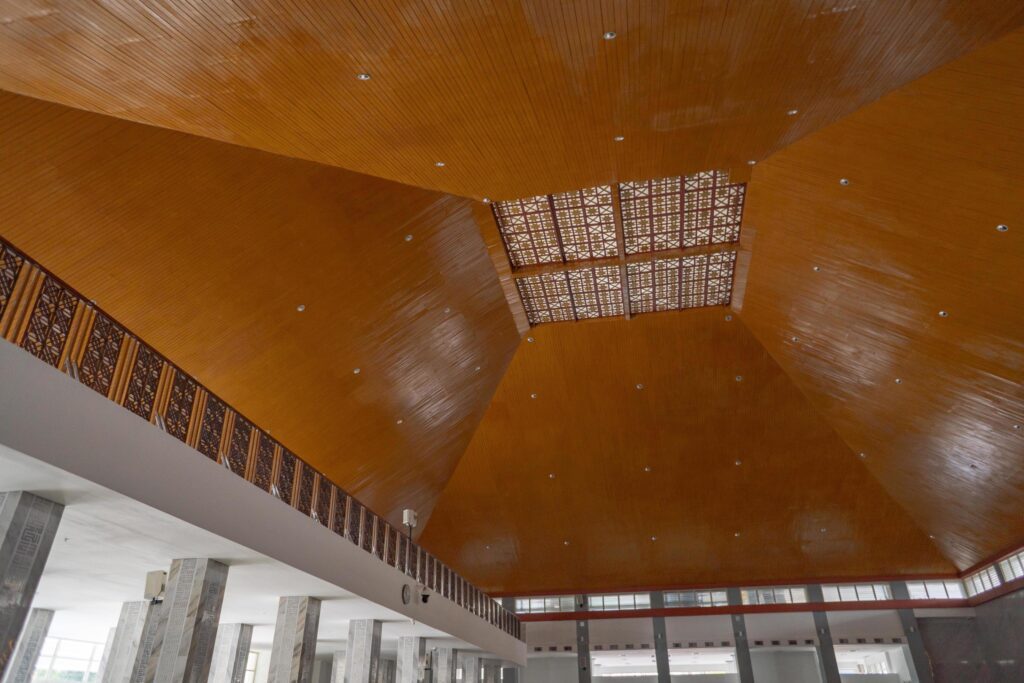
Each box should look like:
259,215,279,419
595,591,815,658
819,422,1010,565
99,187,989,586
735,28,1024,571
0,1,1020,199
0,91,520,526
420,310,953,595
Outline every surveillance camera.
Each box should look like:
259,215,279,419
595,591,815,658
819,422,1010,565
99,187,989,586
421,591,430,604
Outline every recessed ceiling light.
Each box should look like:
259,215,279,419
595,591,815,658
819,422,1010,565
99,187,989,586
356,72,371,81
734,532,741,538
643,466,652,473
526,336,535,343
938,310,948,317
563,540,570,546
894,378,902,384
747,160,757,166
483,197,491,203
353,368,361,375
820,528,827,533
734,459,742,466
443,307,451,314
787,109,799,116
635,383,644,390
724,314,733,321
1014,424,1021,430
929,534,936,539
434,161,445,167
603,31,617,40
996,224,1009,232
650,536,657,541
530,392,538,399
474,366,481,372
296,304,306,312
396,419,403,425
404,234,413,242
485,544,491,550
858,452,866,459
735,375,743,382
812,266,821,272
791,336,800,343
613,135,625,142
548,473,556,479
839,178,850,186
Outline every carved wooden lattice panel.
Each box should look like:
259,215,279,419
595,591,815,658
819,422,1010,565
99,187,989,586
552,185,617,261
407,541,419,579
620,176,682,254
682,171,744,247
123,345,163,420
373,520,386,561
627,252,737,314
0,243,24,317
493,194,562,267
347,499,363,544
163,371,197,442
22,276,76,366
567,266,623,319
252,432,276,492
227,415,253,477
197,395,226,460
276,448,297,505
331,489,348,537
296,463,315,515
396,534,407,573
386,526,398,566
516,272,574,324
79,313,124,397
314,476,331,527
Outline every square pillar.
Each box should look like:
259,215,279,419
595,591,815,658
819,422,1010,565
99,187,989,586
500,666,519,683
344,619,381,683
147,558,229,683
396,637,425,683
95,627,116,683
459,653,479,683
329,652,344,683
575,594,591,683
101,601,157,683
480,660,501,683
208,624,253,683
1,608,53,683
725,588,753,683
268,597,321,683
806,585,841,683
649,592,670,683
433,648,458,683
376,659,396,683
890,582,935,683
0,491,64,678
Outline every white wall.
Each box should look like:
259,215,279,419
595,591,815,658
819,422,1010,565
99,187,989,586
588,618,655,648
522,656,577,683
826,611,904,641
750,648,822,683
663,615,734,646
745,612,817,642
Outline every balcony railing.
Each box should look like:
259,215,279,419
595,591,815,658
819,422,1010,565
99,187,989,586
0,236,522,641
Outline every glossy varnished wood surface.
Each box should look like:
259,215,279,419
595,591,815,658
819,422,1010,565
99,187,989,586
421,309,953,594
736,28,1024,572
0,2,1021,200
0,91,520,526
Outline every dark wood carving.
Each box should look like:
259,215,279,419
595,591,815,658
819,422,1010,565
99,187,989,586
361,509,375,553
0,243,23,317
296,463,315,515
251,432,276,492
197,394,226,460
314,476,331,527
331,488,348,536
347,499,363,544
227,415,253,477
79,313,124,397
276,448,297,505
123,344,163,420
22,276,76,366
163,370,197,442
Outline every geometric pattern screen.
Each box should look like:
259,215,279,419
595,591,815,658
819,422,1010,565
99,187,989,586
495,170,744,326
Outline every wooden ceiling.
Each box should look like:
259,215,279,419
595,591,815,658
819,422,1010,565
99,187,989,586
736,28,1024,573
0,90,520,527
420,310,954,595
0,1,1021,200
0,3,1022,596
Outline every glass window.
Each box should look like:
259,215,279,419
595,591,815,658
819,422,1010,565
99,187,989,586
244,651,258,683
999,551,1024,581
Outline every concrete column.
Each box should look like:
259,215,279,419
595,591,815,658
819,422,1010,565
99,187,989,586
1,608,53,683
649,592,670,683
268,597,321,683
396,637,425,683
575,594,591,683
433,648,457,683
890,582,935,683
459,653,479,683
131,600,166,683
501,665,519,683
95,626,116,683
0,491,64,678
376,659,395,683
208,623,253,683
329,652,344,683
480,660,501,683
344,620,381,683
806,585,841,683
725,588,753,683
146,558,229,683
102,601,156,683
